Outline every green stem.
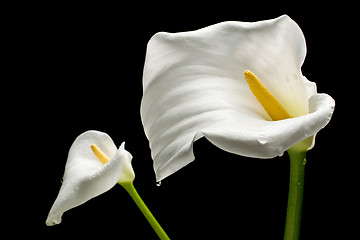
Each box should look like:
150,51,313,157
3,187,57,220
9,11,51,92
284,149,306,240
120,182,170,240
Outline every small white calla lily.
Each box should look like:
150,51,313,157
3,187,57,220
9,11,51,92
141,15,335,181
46,130,133,226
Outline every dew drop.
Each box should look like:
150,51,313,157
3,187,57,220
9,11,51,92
156,181,162,187
257,136,267,145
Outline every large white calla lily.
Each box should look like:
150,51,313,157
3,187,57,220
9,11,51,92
141,15,335,182
46,130,133,226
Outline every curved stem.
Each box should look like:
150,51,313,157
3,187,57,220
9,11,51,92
284,149,306,240
120,182,170,240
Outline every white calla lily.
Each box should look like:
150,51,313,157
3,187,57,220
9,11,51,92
141,15,335,181
46,130,133,226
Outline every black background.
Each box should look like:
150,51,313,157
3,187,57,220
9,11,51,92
6,2,355,239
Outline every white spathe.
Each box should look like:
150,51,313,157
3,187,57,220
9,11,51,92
46,130,133,226
140,15,335,181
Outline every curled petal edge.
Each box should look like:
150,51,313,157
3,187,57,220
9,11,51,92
154,94,335,181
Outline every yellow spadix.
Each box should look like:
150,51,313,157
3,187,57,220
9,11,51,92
91,144,110,165
244,70,292,121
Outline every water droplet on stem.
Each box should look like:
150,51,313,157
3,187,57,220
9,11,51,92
303,159,307,165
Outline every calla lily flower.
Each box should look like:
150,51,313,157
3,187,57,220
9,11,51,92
140,15,335,181
46,130,133,226
46,130,169,240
